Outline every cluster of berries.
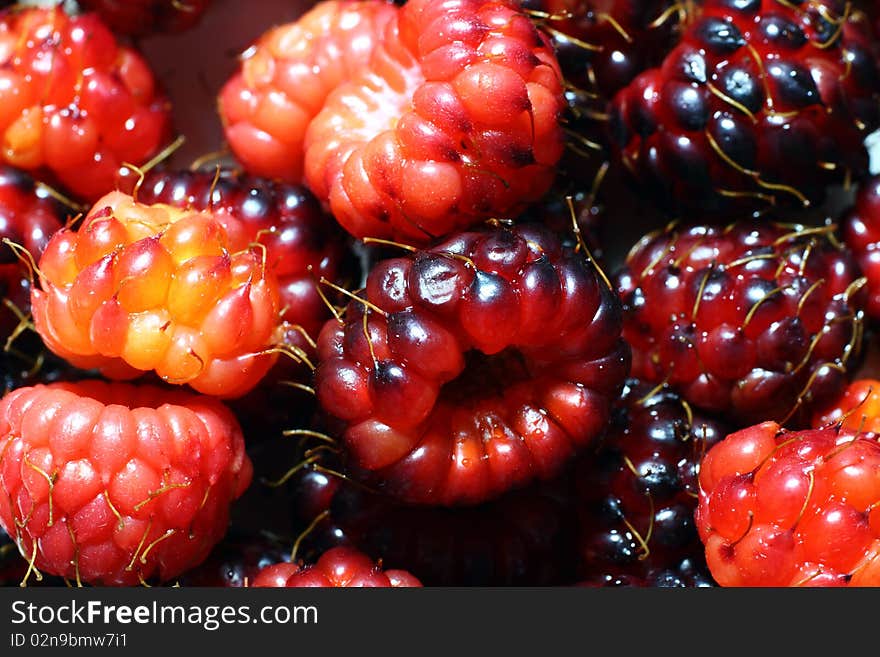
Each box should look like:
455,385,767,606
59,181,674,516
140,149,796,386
1,0,880,588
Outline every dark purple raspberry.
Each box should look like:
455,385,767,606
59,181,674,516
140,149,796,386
314,222,630,506
525,0,690,104
608,0,880,218
576,379,726,584
615,220,866,427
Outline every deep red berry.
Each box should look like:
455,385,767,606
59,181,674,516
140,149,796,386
77,0,214,37
314,223,629,506
304,0,566,244
0,380,252,586
0,7,173,201
525,0,689,103
252,545,421,587
696,421,880,586
608,0,880,218
615,221,866,426
576,379,726,583
219,0,398,184
842,176,880,321
0,164,66,339
31,191,283,398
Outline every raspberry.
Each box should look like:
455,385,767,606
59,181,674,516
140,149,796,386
303,0,566,244
0,7,173,201
0,380,252,586
695,421,880,586
615,220,866,426
608,0,880,218
31,191,283,399
76,0,214,37
252,545,421,587
314,222,630,506
218,0,398,184
842,176,880,321
117,166,356,344
0,164,66,339
326,474,579,586
576,379,726,583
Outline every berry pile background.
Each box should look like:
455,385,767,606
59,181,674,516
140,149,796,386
2,0,880,588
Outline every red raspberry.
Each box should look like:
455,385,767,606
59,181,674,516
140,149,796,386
842,176,880,321
252,545,421,587
31,191,283,399
0,164,66,338
76,0,214,37
314,223,630,506
0,380,252,586
608,0,880,218
218,0,398,184
0,7,173,201
304,0,566,244
695,420,880,586
615,220,866,426
576,379,726,584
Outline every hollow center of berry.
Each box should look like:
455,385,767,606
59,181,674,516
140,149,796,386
439,348,531,407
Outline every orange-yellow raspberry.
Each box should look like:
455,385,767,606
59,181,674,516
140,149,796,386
31,191,283,398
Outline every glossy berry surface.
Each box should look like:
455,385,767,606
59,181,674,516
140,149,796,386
578,557,716,587
219,0,398,184
525,0,688,103
0,164,66,338
0,7,173,201
31,191,283,398
77,0,214,37
0,380,252,586
608,0,880,217
178,529,290,587
615,221,866,426
842,176,880,322
576,379,726,583
314,222,630,506
251,545,422,587
696,420,880,586
118,167,355,343
305,0,566,244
